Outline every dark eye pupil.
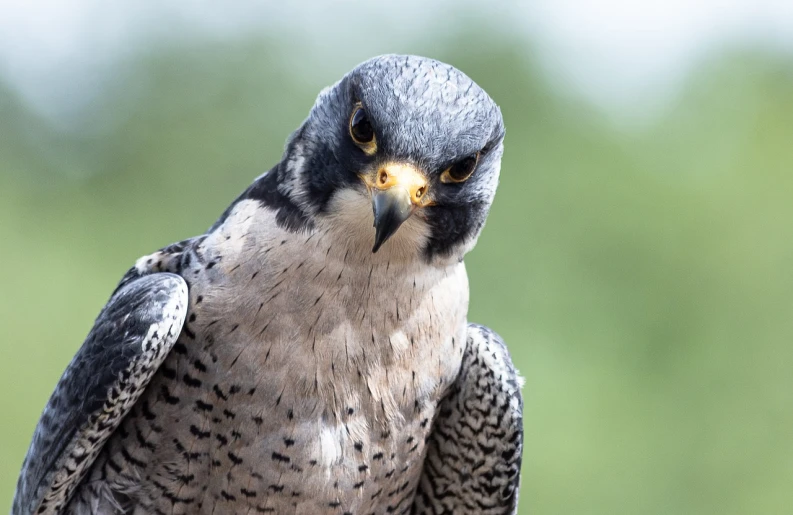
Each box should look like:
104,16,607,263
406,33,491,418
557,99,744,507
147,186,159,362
449,155,477,180
350,108,374,143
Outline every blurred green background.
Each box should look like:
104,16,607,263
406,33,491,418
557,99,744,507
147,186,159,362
2,3,793,514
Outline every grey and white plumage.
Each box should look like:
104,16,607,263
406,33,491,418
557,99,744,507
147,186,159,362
13,54,524,514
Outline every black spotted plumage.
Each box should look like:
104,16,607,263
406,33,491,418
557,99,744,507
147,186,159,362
13,54,523,515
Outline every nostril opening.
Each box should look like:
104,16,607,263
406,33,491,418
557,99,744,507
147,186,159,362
416,187,425,199
378,170,388,185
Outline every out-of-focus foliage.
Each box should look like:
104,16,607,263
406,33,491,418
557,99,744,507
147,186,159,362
1,33,792,514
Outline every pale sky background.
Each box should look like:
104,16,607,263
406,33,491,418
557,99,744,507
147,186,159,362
1,0,792,127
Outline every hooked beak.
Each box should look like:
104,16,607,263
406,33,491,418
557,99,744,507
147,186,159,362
363,163,430,253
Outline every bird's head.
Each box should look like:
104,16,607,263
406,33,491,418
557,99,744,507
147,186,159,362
276,54,504,263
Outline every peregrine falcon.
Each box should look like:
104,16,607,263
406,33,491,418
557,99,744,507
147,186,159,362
13,55,524,515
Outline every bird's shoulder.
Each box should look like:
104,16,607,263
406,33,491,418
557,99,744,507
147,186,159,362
464,324,524,394
115,236,205,291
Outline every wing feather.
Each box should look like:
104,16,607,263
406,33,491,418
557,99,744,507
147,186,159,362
12,273,188,515
413,323,524,515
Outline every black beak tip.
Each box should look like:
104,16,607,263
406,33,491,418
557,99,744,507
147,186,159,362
371,189,412,254
371,226,387,253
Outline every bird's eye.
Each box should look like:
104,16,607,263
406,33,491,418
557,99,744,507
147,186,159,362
349,106,376,153
441,152,480,183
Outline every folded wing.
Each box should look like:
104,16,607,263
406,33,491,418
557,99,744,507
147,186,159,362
12,273,188,515
413,324,524,515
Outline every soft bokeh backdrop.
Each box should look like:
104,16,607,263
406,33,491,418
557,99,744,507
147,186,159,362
2,2,792,514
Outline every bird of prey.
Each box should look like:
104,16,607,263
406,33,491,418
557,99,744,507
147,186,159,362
13,54,523,515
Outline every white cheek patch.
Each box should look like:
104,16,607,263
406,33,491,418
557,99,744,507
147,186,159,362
279,140,316,215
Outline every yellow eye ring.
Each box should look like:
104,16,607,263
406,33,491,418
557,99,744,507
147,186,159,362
440,152,480,183
349,105,377,155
